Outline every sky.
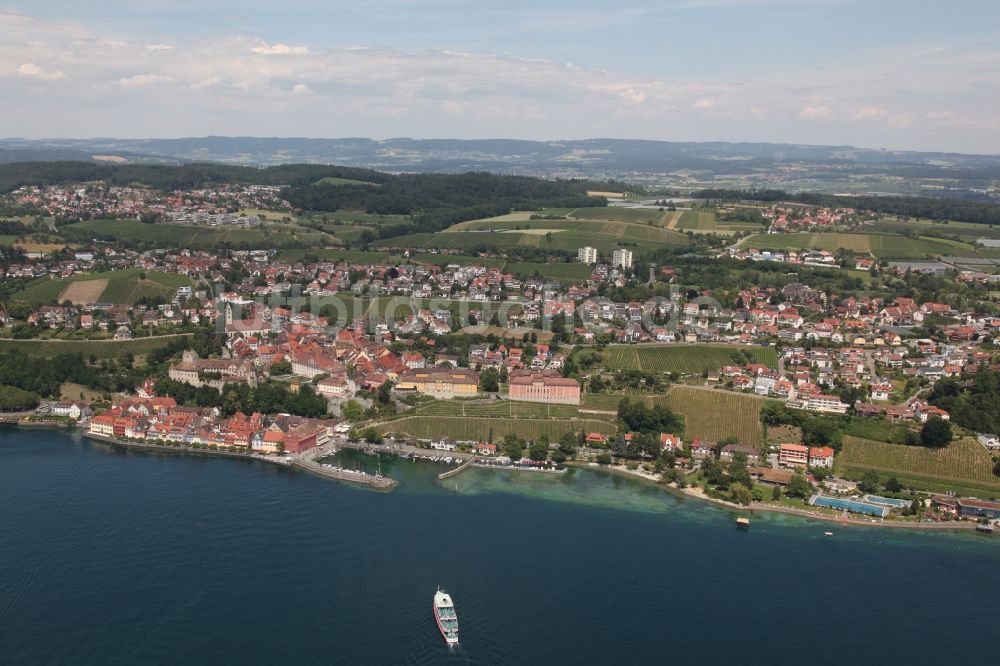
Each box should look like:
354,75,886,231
2,1,999,153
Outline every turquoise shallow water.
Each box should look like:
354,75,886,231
1,428,999,665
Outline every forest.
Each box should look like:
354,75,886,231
690,188,1000,225
0,161,392,193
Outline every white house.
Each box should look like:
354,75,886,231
977,433,1000,450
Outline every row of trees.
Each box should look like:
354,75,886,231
155,378,329,418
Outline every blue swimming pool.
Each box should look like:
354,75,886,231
809,495,890,517
863,494,910,509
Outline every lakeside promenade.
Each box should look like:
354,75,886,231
84,432,398,491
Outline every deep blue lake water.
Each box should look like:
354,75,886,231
1,428,998,665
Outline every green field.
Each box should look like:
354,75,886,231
674,210,759,234
598,344,777,373
569,207,667,224
278,248,398,263
13,269,193,306
448,216,688,244
661,386,764,447
866,217,1000,243
61,219,337,249
744,232,982,259
504,262,593,281
374,416,616,442
0,334,191,360
312,176,379,186
377,228,686,257
838,436,1000,496
410,253,507,269
302,211,410,226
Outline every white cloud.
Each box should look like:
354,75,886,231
798,105,832,120
1,11,1000,151
17,62,64,81
250,42,308,55
852,106,887,121
118,73,173,87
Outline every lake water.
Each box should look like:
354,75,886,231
1,428,998,665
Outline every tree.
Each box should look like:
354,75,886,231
270,360,292,375
771,485,782,502
859,470,880,493
528,440,548,461
478,367,500,393
885,476,902,493
786,474,813,499
920,416,952,448
994,458,1000,479
730,483,753,505
501,434,524,460
377,380,395,405
558,431,578,456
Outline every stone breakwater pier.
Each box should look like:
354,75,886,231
290,441,398,490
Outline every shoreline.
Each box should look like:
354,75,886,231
83,433,397,491
567,461,981,532
67,434,989,532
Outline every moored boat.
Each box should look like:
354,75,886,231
433,588,459,645
736,517,750,530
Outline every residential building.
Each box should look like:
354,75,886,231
808,446,835,468
779,443,809,467
612,248,633,270
577,246,598,264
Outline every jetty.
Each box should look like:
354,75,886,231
287,441,398,490
438,457,474,480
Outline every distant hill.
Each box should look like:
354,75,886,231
2,137,999,198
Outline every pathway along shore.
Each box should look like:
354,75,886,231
84,433,397,491
570,462,982,532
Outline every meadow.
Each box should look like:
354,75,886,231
598,344,777,373
61,219,337,249
0,334,192,360
13,269,193,306
674,210,760,234
503,262,593,281
838,435,1000,496
744,232,983,259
